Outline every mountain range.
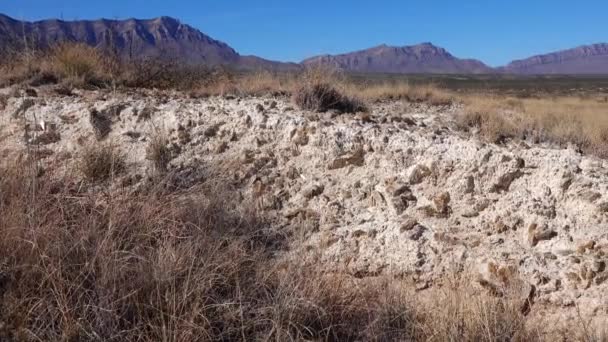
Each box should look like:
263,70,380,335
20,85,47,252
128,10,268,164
0,13,298,71
1,13,608,75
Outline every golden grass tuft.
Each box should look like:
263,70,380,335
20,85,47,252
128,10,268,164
50,43,105,79
459,94,608,157
346,81,454,105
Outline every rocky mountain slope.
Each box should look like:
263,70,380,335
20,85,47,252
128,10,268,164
501,43,608,75
0,13,298,71
1,86,607,327
3,13,608,75
302,43,493,74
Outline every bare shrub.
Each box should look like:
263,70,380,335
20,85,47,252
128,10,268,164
77,143,125,181
122,58,217,90
293,81,367,113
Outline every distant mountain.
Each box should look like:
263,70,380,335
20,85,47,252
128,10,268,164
302,43,493,74
499,43,608,75
0,13,298,71
3,13,608,75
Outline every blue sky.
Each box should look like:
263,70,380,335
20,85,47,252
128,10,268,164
2,0,607,66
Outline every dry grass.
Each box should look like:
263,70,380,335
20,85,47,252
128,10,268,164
146,129,172,173
0,156,606,340
345,81,454,105
0,43,113,88
77,143,126,182
292,67,368,113
417,276,538,342
459,95,608,157
50,43,109,84
0,94,7,110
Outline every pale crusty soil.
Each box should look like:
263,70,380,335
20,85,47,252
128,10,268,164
1,87,607,332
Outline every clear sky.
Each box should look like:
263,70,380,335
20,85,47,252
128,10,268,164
2,0,607,66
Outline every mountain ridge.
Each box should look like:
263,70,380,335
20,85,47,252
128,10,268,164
499,43,608,74
0,13,299,71
302,42,493,74
2,13,608,75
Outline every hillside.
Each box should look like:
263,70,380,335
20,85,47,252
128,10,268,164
0,13,298,71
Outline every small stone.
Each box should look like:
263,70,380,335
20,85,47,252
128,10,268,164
433,192,451,218
595,274,608,285
495,220,509,234
302,183,324,199
580,191,601,203
409,225,426,241
462,208,479,218
591,260,606,273
292,129,309,146
490,170,523,193
408,164,431,184
255,104,265,112
561,174,574,192
577,241,595,254
464,175,475,194
204,125,219,137
328,149,365,170
215,141,228,154
528,223,557,247
400,216,418,232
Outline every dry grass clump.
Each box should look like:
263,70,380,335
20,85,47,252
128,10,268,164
77,143,125,181
293,67,367,113
459,94,608,157
293,82,367,113
146,130,172,172
50,43,108,82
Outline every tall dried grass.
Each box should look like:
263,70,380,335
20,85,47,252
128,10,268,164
0,155,604,340
459,95,608,157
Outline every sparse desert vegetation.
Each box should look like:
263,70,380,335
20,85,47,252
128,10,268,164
459,94,608,157
2,42,608,341
0,157,597,341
